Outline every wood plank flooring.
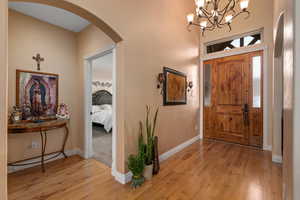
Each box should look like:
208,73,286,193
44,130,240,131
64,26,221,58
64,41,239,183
8,140,282,200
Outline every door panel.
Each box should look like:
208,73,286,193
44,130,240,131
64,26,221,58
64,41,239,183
217,60,243,105
203,51,263,147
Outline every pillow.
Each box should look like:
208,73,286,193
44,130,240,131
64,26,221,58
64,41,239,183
92,105,102,113
92,104,112,113
99,104,112,110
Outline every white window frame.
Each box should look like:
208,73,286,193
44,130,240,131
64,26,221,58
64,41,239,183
204,28,264,55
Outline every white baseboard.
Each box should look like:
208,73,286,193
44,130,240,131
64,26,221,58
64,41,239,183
159,135,201,162
8,149,83,173
263,145,272,151
272,154,283,163
111,135,201,184
111,167,132,184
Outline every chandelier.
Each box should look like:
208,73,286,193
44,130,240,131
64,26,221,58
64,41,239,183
187,0,250,35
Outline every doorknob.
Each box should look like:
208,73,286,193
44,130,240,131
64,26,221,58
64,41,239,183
242,104,249,126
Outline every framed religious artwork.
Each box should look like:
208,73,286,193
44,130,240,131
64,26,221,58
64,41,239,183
163,67,187,106
16,70,59,120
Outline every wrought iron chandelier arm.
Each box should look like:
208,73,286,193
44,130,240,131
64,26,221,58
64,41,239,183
200,7,213,18
200,7,215,26
231,9,250,21
218,0,235,14
188,22,204,29
217,2,232,24
206,24,217,31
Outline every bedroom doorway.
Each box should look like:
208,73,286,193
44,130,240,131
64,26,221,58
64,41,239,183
84,46,116,168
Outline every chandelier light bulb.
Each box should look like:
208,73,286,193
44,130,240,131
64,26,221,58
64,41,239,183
195,0,205,8
187,14,194,24
240,0,249,10
225,15,233,23
200,21,207,28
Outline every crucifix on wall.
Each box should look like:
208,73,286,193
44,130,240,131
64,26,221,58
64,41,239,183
32,53,44,71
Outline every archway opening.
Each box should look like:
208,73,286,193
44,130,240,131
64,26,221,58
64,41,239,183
10,0,122,43
6,2,125,197
273,13,284,163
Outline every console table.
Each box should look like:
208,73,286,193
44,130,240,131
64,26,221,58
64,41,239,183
8,119,69,172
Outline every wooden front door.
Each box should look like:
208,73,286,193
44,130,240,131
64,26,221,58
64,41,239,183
204,51,263,147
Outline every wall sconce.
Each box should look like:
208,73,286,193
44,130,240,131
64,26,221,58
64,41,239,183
157,73,164,95
187,81,193,92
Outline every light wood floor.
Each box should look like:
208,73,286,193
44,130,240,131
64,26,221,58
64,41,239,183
8,140,282,200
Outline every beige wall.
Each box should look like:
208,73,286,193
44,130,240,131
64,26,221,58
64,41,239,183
8,10,79,162
75,1,200,172
199,0,274,150
0,0,8,199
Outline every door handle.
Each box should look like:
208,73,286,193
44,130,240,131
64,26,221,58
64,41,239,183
242,104,249,126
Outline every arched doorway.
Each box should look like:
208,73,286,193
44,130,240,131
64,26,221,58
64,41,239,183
9,0,122,43
273,12,288,199
273,13,284,163
6,0,126,186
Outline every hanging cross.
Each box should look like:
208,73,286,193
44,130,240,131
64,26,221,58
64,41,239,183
32,53,44,71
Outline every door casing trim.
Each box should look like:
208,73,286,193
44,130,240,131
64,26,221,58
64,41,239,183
83,44,117,173
199,44,270,151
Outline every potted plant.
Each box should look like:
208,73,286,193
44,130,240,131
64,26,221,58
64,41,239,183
142,106,159,180
128,153,145,188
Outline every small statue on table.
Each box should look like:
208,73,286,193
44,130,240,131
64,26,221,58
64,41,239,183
21,103,33,121
56,103,70,119
9,106,22,123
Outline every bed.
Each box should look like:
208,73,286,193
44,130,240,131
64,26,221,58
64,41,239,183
91,90,112,133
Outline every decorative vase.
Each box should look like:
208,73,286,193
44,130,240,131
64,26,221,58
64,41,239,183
153,136,160,175
143,164,153,180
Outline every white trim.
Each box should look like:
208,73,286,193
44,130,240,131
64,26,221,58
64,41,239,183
272,154,283,163
202,44,267,61
83,58,93,159
204,29,264,54
263,145,272,151
159,135,201,162
83,45,119,181
84,44,115,60
8,149,83,173
111,169,132,184
200,44,270,150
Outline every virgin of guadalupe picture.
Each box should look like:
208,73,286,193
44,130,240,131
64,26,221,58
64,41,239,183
16,70,59,120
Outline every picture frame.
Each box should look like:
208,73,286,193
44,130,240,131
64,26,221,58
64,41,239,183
16,70,59,120
163,67,187,106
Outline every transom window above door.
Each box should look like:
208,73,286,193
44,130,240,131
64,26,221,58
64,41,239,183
206,32,262,54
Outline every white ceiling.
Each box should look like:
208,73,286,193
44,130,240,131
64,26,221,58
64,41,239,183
9,2,90,32
92,53,113,80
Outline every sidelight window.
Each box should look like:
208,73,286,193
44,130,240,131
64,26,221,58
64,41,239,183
204,63,211,106
252,56,262,108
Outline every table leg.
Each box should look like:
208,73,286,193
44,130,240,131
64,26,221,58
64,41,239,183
40,130,46,172
61,125,69,158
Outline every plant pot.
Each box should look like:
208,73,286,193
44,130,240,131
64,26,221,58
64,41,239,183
131,175,145,188
143,164,153,180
